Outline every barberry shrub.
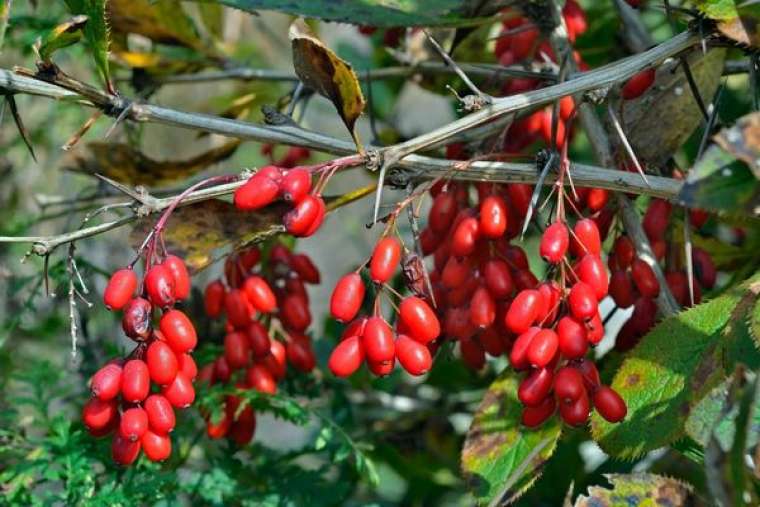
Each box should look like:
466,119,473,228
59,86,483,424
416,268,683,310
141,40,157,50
2,1,760,506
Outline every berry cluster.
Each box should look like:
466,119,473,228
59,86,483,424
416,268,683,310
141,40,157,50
328,237,442,377
198,243,319,444
610,198,716,351
83,255,198,465
234,165,325,238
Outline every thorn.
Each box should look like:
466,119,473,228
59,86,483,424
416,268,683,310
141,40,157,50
607,103,650,187
678,56,709,121
424,29,491,105
6,94,37,162
520,153,556,239
103,101,133,140
372,162,389,225
696,84,724,160
93,173,147,202
683,211,695,307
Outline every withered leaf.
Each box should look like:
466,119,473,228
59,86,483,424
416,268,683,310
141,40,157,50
289,19,365,153
575,474,694,507
130,199,286,271
714,111,760,179
695,1,760,48
611,47,725,168
64,140,240,187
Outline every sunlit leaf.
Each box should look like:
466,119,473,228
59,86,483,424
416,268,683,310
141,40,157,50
574,474,694,506
289,19,365,153
461,371,562,505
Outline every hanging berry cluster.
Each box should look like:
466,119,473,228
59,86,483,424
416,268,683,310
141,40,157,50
198,243,319,444
83,254,198,465
328,235,442,377
609,198,716,352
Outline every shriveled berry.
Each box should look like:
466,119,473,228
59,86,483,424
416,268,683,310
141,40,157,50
119,407,148,441
540,221,569,264
362,317,395,364
593,386,627,422
280,167,312,202
557,316,588,359
329,335,364,377
370,237,402,284
91,363,123,401
104,268,137,310
122,359,150,403
505,289,541,334
243,276,277,313
146,340,179,385
568,282,598,321
204,280,226,318
159,309,197,354
144,394,175,434
163,255,190,300
112,434,141,465
621,68,656,100
395,334,432,376
145,264,176,308
122,297,153,340
161,372,195,408
518,367,553,406
330,273,365,322
141,430,172,462
234,171,280,210
399,296,440,344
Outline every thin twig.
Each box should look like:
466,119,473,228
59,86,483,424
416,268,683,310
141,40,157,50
423,30,491,104
607,103,650,187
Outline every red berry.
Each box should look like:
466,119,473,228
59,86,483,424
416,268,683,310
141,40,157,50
161,372,195,408
484,259,514,299
234,171,280,210
225,289,252,328
159,309,197,354
477,326,504,357
399,296,440,344
90,363,122,401
631,259,660,298
526,329,558,368
141,429,172,462
510,327,541,370
505,289,541,334
224,331,251,370
145,264,176,308
146,340,179,385
178,353,197,380
429,192,458,232
479,195,508,239
568,282,598,321
593,386,627,422
280,293,311,331
441,255,471,289
451,216,480,257
206,410,231,439
362,316,395,365
585,311,605,345
470,286,496,328
631,297,657,335
557,316,588,359
112,434,141,465
245,321,271,359
122,359,150,403
522,396,556,427
82,397,117,431
642,199,672,240
536,281,561,324
280,167,312,202
586,188,609,212
119,407,149,441
368,357,395,376
144,394,175,434
574,358,600,389
577,254,609,300
239,247,261,271
302,195,326,237
289,254,320,284
369,237,402,284
330,273,365,322
540,221,569,264
122,297,153,340
243,276,277,313
518,367,553,406
559,390,590,426
692,248,716,289
609,270,636,308
284,194,322,236
286,334,316,372
104,268,137,310
163,255,190,301
204,280,226,318
460,338,486,370
572,218,601,256
395,334,433,376
329,335,364,377
613,236,635,268
621,68,656,100
246,364,277,394
553,366,585,403
507,184,532,216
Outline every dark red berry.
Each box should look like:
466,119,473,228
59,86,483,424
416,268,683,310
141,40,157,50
280,293,311,331
286,334,316,372
119,407,148,441
225,289,253,329
484,259,514,299
553,366,585,403
692,248,716,289
510,327,541,370
522,396,556,427
526,329,558,368
289,254,320,284
609,270,636,308
631,259,660,298
593,386,627,422
246,321,272,359
112,434,141,465
518,367,553,406
559,390,590,426
122,297,153,340
224,331,251,370
204,280,225,318
246,364,277,394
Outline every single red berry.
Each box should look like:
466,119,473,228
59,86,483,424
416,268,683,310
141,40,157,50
522,396,556,428
243,276,277,313
441,255,470,289
104,268,137,310
362,316,395,365
631,259,660,298
239,247,261,272
246,364,277,394
329,335,364,377
204,280,226,318
574,358,601,389
163,255,191,301
159,309,197,354
330,273,365,322
90,362,123,401
399,296,440,344
119,407,149,442
585,311,605,345
82,397,117,431
112,434,141,466
145,264,176,308
286,334,316,372
450,216,480,257
557,316,588,359
280,167,312,203
479,195,508,239
536,281,561,324
572,218,601,257
146,340,179,386
609,270,636,308
460,338,486,370
554,366,585,403
613,236,635,269
642,199,672,241
206,410,232,439
578,254,609,300
161,372,195,408
141,429,172,462
586,188,609,212
229,407,257,446
224,331,251,370
510,327,541,370
621,68,656,100
484,259,514,299
369,237,402,284
245,321,272,359
225,289,252,329
559,390,590,426
234,171,280,210
444,306,477,341
513,268,539,290
265,339,287,380
144,394,175,434
289,254,320,284
518,367,554,406
428,192,458,233
368,357,395,376
122,297,153,340
302,195,326,237
692,248,716,289
477,326,504,357
505,289,541,334
593,386,627,422
395,334,433,376
540,221,569,264
177,353,197,380
214,356,232,383
568,282,598,321
284,194,322,237
631,297,657,335
280,293,311,331
470,286,496,328
526,329,559,368
121,359,150,403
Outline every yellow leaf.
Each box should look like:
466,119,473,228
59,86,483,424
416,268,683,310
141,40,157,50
289,19,365,153
34,15,88,62
64,140,240,187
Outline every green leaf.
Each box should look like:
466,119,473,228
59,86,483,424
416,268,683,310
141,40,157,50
187,0,488,27
63,0,111,90
694,0,760,47
461,371,562,505
590,277,759,459
574,473,695,506
34,15,88,62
